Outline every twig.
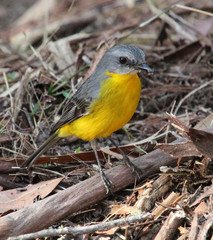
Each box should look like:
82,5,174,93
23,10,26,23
147,0,197,41
176,4,213,17
0,81,19,98
174,80,213,115
125,123,169,146
3,72,14,112
13,68,33,122
0,147,27,158
169,11,200,33
25,34,58,80
118,1,176,43
8,213,151,240
169,11,213,46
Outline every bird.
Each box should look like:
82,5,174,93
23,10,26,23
21,44,153,193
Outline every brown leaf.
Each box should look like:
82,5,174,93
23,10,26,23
157,142,202,158
188,128,213,159
110,204,138,215
194,113,213,130
0,177,63,213
167,114,213,159
194,201,208,214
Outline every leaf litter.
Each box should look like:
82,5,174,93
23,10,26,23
0,0,213,239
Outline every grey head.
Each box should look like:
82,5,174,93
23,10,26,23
75,45,153,102
94,45,152,76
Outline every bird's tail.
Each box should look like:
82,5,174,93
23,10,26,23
21,132,59,168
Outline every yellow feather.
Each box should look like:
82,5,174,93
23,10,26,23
58,71,141,141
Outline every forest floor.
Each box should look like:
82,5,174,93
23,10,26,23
0,0,213,239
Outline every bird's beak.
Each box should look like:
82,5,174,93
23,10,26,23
138,63,153,75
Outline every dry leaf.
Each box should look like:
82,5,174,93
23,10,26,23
194,113,213,130
157,141,202,158
96,226,119,235
167,114,213,159
188,128,213,159
110,204,139,215
194,201,208,214
0,177,63,212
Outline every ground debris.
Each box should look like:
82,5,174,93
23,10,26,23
0,0,213,239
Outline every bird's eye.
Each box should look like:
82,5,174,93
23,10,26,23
119,57,127,64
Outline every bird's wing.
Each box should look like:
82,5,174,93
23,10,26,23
50,96,91,134
50,76,102,134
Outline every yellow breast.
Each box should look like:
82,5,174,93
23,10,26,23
58,72,142,141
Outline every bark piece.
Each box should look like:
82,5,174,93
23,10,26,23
154,210,186,240
197,213,213,240
188,213,199,240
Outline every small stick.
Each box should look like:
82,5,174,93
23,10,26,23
8,213,151,240
174,80,213,115
147,0,197,41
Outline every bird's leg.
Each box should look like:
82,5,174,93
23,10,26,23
108,136,142,179
90,139,112,194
